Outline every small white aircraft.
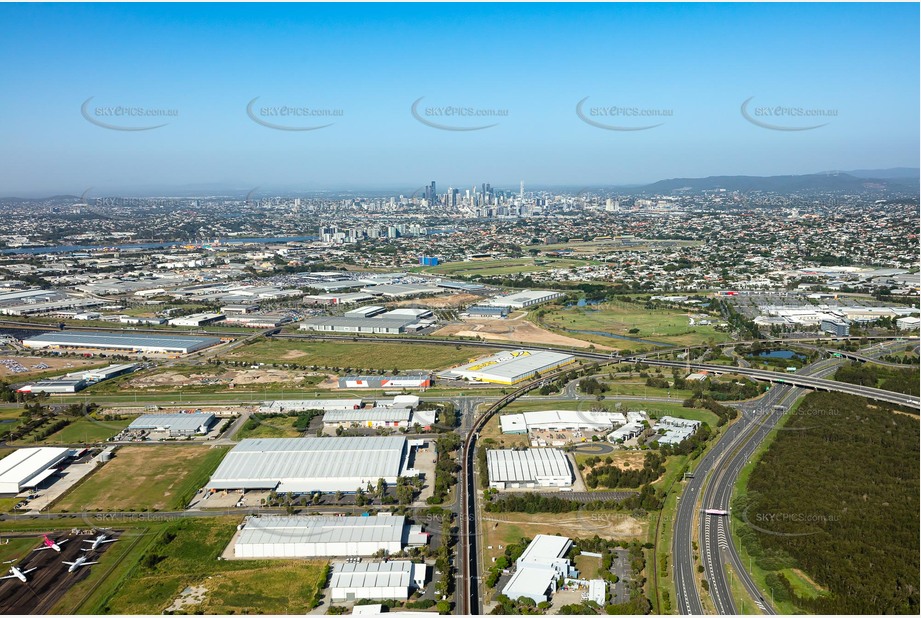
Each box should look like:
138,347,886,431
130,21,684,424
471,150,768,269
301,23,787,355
62,555,98,574
82,534,118,551
1,560,37,583
34,534,69,553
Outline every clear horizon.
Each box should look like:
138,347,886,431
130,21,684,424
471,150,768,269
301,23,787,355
1,2,918,195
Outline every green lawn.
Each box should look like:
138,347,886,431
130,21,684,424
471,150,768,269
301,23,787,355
236,415,303,440
54,446,228,512
41,417,132,444
225,339,495,371
95,517,328,614
537,299,732,350
416,256,590,277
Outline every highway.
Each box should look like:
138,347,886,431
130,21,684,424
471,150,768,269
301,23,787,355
634,359,919,409
675,352,868,615
273,333,920,410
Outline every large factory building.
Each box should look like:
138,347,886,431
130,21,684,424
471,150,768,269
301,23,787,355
440,350,575,385
22,331,221,355
207,436,414,494
233,514,428,558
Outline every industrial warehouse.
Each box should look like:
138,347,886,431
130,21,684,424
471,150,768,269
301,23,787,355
126,412,217,437
232,514,428,558
440,350,575,385
485,289,565,309
21,331,222,355
299,306,434,335
207,436,415,493
502,535,580,604
0,447,72,494
322,407,436,431
261,399,364,414
338,374,433,389
329,561,427,602
499,410,629,434
486,448,573,490
17,362,138,394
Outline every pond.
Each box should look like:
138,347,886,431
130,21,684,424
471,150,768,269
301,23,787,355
755,349,806,361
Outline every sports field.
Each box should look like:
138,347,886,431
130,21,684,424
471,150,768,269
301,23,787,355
54,446,228,512
224,339,494,371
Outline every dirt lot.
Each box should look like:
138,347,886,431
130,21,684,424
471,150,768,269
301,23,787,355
433,318,614,350
480,510,646,568
579,450,648,471
0,355,102,378
126,367,321,389
389,293,482,308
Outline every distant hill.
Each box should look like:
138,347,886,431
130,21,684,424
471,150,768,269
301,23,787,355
832,167,919,179
641,172,919,194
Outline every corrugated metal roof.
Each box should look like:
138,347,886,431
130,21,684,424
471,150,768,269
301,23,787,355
487,449,572,483
128,413,215,431
22,331,219,352
447,350,574,381
323,409,412,423
0,447,71,486
209,436,407,488
237,515,407,546
330,561,413,589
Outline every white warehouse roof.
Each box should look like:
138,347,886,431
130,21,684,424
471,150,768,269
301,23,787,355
0,447,72,494
487,449,572,484
234,514,428,558
442,350,575,385
330,560,426,593
22,331,220,354
127,413,216,433
261,399,364,413
208,436,409,493
500,410,626,433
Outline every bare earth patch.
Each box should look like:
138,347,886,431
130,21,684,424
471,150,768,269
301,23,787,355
433,318,614,350
127,368,315,389
0,355,102,378
389,293,481,308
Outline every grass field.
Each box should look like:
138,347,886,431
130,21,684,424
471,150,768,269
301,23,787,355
54,446,228,512
235,415,303,439
95,518,328,614
40,417,132,444
416,256,590,277
224,339,494,371
538,299,733,350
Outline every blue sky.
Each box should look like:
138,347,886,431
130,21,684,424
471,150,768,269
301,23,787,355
0,2,918,195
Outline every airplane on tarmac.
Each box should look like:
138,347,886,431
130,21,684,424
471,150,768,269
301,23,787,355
62,555,98,574
34,534,69,553
0,560,37,583
82,534,118,551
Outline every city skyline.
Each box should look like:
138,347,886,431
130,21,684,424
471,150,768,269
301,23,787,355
0,2,918,195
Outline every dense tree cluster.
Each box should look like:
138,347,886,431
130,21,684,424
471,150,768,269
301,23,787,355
428,433,461,504
834,362,920,396
485,484,663,513
736,392,919,614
